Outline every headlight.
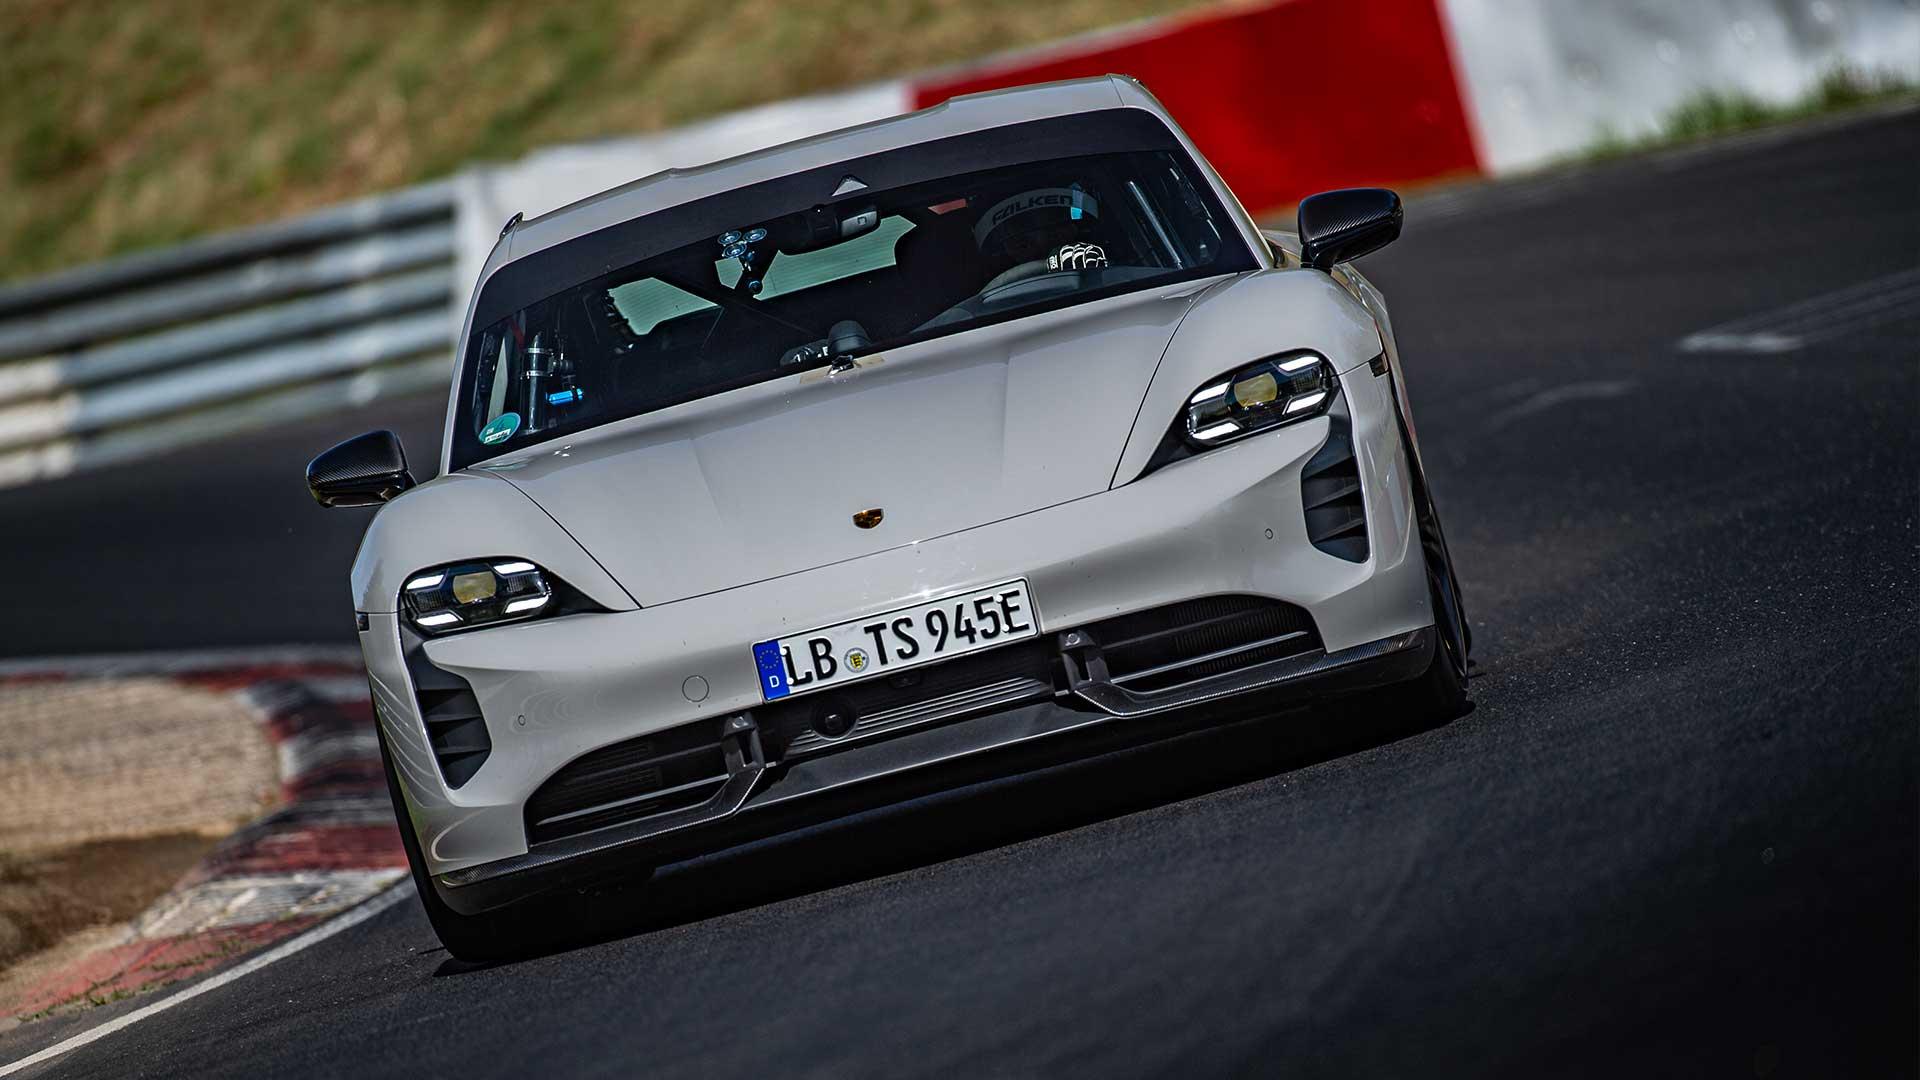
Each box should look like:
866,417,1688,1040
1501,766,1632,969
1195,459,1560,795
403,558,555,635
1183,352,1336,447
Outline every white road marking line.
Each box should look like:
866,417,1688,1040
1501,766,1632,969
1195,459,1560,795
1677,331,1804,353
1484,379,1639,431
1486,377,1547,401
1679,267,1920,353
0,881,414,1078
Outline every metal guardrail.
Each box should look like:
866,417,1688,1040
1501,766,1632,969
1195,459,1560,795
0,182,460,488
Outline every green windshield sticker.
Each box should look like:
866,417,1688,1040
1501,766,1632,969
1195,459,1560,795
479,412,521,445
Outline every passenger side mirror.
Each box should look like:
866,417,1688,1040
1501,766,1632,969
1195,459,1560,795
1297,188,1403,272
306,430,415,508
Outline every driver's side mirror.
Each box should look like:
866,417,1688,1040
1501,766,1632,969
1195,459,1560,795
1297,188,1403,272
306,430,415,508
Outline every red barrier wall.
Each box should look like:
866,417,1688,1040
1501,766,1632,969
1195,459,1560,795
910,0,1482,212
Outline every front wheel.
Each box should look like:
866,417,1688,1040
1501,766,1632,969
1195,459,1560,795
1392,373,1471,719
1373,401,1471,722
375,721,545,963
1389,596,1469,720
1395,454,1473,719
1357,556,1468,724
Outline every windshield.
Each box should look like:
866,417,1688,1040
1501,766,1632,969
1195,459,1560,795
453,114,1256,467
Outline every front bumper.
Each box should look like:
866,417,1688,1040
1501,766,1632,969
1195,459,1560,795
429,625,1433,915
362,367,1432,908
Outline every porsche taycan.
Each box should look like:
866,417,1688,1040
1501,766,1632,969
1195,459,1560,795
307,75,1471,959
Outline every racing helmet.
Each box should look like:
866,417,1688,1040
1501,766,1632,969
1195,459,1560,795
971,184,1105,281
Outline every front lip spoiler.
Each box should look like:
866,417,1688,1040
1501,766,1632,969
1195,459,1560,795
432,625,1434,915
1066,626,1426,718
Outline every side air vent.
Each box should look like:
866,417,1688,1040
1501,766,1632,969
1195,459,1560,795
401,629,492,788
1301,416,1368,562
1076,596,1321,694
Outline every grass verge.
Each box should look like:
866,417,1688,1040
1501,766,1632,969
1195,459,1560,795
1583,66,1919,161
0,0,1211,283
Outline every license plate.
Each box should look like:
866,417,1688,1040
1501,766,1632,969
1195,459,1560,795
752,580,1037,701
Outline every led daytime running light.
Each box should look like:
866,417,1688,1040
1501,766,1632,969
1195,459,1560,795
403,559,556,635
1184,352,1336,447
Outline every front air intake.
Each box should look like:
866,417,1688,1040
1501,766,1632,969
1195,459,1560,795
401,629,492,788
1301,418,1368,562
1077,596,1321,694
524,717,745,845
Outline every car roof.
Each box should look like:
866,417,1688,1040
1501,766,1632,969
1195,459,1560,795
497,75,1161,268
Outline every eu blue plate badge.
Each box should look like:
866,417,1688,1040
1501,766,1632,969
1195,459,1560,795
752,640,790,700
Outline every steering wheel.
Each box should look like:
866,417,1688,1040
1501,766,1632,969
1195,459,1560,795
982,257,1103,305
911,263,1101,332
978,259,1052,295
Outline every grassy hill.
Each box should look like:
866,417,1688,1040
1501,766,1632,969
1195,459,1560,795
0,0,1209,282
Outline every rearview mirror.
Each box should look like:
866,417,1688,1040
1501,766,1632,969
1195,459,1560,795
778,203,881,254
1297,188,1403,272
306,430,415,508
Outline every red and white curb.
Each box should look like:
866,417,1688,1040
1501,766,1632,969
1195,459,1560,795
0,649,407,1023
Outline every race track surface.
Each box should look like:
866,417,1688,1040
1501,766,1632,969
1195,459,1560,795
4,108,1915,1077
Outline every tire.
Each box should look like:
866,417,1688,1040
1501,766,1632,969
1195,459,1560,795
374,720,542,963
1361,550,1468,723
1384,388,1472,722
1415,485,1471,689
1399,600,1469,714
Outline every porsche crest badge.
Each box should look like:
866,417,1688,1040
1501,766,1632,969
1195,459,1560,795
852,508,884,529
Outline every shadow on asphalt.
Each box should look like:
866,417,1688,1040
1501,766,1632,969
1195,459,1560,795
433,693,1468,977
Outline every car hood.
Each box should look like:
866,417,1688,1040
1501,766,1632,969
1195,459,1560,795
479,279,1224,607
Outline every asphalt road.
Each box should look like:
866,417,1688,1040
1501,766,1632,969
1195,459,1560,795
4,108,1916,1077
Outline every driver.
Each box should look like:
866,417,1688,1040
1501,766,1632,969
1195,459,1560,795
971,185,1106,292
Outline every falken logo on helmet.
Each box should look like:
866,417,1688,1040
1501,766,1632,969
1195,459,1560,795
1050,243,1108,271
972,188,1099,245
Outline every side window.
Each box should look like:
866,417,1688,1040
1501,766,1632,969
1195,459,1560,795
469,309,596,442
1153,156,1223,266
1108,154,1226,272
716,216,915,299
472,329,513,435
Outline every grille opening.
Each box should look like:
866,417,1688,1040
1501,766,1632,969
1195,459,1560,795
758,639,1055,758
525,717,739,846
403,630,492,788
1301,417,1368,563
1080,596,1321,694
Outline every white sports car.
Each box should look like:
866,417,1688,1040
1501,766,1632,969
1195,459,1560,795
307,75,1470,960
